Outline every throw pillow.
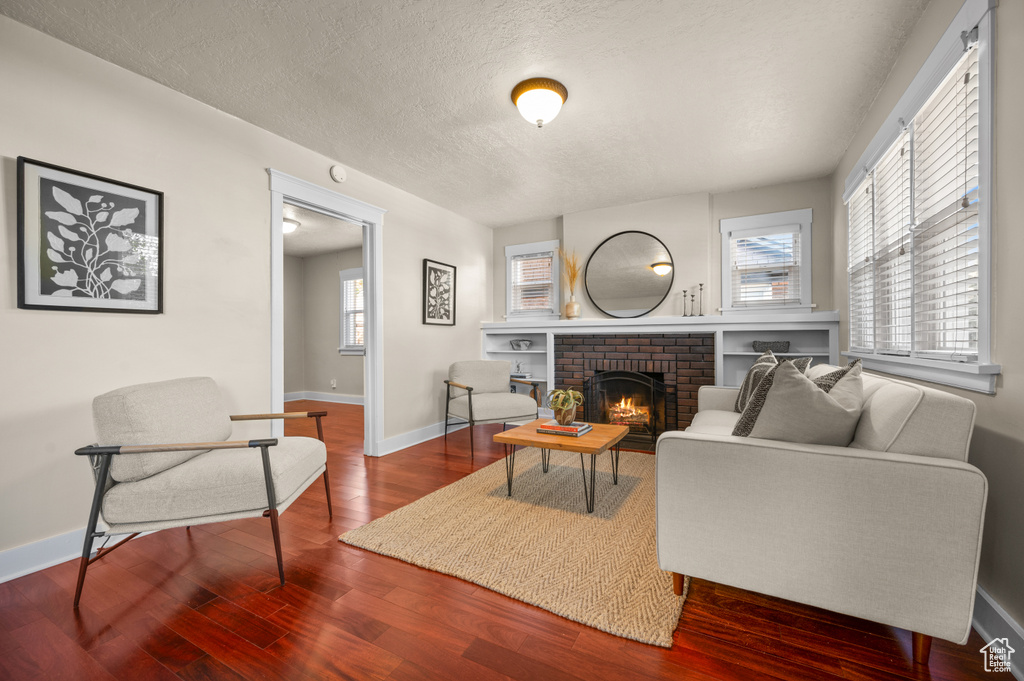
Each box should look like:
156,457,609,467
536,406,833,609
732,359,864,446
734,351,777,413
734,352,814,412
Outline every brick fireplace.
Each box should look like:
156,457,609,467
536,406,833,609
553,333,715,447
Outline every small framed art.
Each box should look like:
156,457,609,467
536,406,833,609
17,157,163,313
423,258,456,326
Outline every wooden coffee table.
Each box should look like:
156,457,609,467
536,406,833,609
493,419,629,513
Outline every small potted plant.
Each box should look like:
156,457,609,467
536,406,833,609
548,387,584,425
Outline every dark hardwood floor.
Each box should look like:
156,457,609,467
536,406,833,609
0,401,1007,680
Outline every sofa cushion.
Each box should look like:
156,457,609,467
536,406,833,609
733,360,864,446
449,392,537,423
102,436,326,525
94,377,232,482
687,410,741,436
449,360,512,396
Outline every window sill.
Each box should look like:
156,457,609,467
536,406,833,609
338,347,365,356
843,351,1000,394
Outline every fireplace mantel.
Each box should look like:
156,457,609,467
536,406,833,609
481,311,839,390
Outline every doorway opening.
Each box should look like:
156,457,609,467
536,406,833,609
269,170,385,456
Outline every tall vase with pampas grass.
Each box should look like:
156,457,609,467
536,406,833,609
561,248,582,319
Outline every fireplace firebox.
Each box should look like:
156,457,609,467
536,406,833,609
583,371,666,451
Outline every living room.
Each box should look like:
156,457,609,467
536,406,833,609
1,0,1021,679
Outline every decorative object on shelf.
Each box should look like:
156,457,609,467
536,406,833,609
17,157,163,314
681,289,688,316
690,293,696,315
509,338,533,351
511,78,568,128
698,283,705,316
752,340,790,353
560,247,582,320
548,387,584,426
422,258,456,326
585,231,674,318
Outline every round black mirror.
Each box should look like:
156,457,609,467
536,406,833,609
584,231,674,318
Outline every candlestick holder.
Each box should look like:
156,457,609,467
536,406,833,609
681,289,688,316
698,283,704,316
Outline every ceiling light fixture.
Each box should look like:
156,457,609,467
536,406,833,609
511,78,568,128
651,262,672,276
283,218,300,234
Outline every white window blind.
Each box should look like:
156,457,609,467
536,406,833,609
913,45,980,360
873,131,913,355
729,230,801,307
510,252,556,315
848,181,875,353
340,268,364,351
847,42,985,366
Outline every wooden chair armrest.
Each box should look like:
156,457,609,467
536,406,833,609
75,439,278,456
230,411,327,421
444,380,472,391
509,378,538,386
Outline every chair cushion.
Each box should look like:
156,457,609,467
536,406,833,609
733,360,865,446
94,377,232,482
449,392,537,423
102,436,326,525
686,410,740,436
449,360,512,396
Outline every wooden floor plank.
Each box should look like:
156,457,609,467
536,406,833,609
0,402,1007,680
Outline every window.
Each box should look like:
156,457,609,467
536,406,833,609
339,267,364,354
506,240,560,319
843,0,998,393
720,209,812,313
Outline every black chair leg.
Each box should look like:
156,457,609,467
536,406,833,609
74,454,112,609
259,445,285,586
322,468,333,519
469,421,475,461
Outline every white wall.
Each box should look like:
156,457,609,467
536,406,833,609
283,255,306,394
829,0,1024,632
493,178,834,320
301,247,363,396
0,16,492,555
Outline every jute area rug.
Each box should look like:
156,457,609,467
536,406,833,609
340,447,687,647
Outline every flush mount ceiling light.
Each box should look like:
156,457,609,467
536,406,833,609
651,262,672,276
283,218,300,234
511,78,568,128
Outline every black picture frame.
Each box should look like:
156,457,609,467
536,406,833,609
17,157,164,314
422,258,456,326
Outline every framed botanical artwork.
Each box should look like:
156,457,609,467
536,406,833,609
423,258,456,326
17,157,163,313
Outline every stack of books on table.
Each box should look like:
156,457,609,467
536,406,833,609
536,420,592,437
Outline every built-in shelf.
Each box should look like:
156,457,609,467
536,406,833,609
482,312,840,389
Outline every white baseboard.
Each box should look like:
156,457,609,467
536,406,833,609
284,391,364,405
378,420,466,456
973,584,1024,679
0,527,144,584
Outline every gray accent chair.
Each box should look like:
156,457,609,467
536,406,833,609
656,366,987,666
444,360,540,458
73,377,332,608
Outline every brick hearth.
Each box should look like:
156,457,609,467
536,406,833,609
553,333,715,433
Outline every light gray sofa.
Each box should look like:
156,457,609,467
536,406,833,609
655,365,987,664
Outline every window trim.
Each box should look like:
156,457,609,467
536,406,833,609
720,208,813,315
338,267,365,355
505,239,561,320
843,0,998,394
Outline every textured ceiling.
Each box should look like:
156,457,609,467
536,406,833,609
282,204,362,258
0,0,929,228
